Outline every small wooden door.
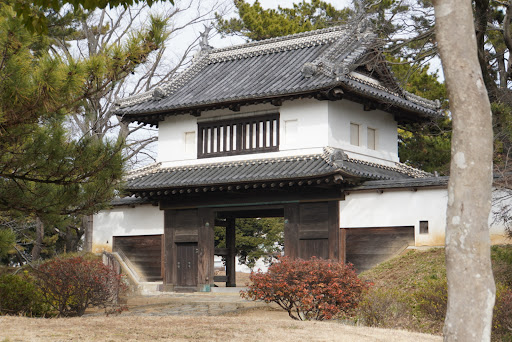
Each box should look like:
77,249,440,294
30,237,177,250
176,242,198,287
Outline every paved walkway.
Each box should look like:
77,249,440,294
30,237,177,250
92,291,276,317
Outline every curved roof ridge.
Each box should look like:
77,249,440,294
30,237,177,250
125,162,162,180
345,156,430,178
209,26,348,63
211,25,349,54
116,54,211,108
321,146,430,179
393,161,433,178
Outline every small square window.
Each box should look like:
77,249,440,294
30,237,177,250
367,127,376,150
420,221,429,234
350,123,360,146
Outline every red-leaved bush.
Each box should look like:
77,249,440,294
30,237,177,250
36,255,126,317
241,257,369,320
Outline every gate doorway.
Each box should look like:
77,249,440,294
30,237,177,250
162,201,341,292
176,242,198,289
213,207,284,288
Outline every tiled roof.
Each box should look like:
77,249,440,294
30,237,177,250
115,25,441,124
349,176,449,191
111,197,152,206
123,148,430,193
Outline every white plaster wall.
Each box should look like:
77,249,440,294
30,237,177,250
340,188,510,246
279,99,329,150
158,114,198,163
92,205,164,253
328,101,399,164
157,99,400,166
157,100,331,165
339,188,448,246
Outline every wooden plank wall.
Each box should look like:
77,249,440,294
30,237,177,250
284,201,340,261
112,235,163,281
344,226,414,273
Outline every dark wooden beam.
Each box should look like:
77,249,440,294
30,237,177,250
340,228,347,264
159,187,344,209
284,203,299,259
328,200,340,261
229,104,241,112
226,217,236,287
271,98,282,106
216,208,284,219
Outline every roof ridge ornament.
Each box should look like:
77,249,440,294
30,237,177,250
152,87,165,100
301,19,378,81
198,24,213,53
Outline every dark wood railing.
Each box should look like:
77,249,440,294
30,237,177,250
197,114,279,158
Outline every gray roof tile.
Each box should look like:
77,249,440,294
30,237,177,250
350,177,449,191
115,26,441,124
123,148,429,193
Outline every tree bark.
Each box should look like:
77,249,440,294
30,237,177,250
82,215,93,252
433,1,496,341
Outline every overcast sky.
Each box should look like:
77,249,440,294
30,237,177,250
184,0,353,50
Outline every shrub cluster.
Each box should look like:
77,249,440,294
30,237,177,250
356,287,412,328
413,278,447,322
0,273,49,316
241,257,369,320
36,255,126,317
493,285,512,340
0,255,126,317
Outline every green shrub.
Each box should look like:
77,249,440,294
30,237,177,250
241,257,369,320
492,245,512,265
36,255,126,317
493,284,512,341
0,273,49,316
356,287,412,328
413,278,447,321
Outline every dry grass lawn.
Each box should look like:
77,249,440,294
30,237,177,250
0,310,442,342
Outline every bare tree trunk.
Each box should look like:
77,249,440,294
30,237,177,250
32,217,44,261
433,1,496,341
82,215,93,252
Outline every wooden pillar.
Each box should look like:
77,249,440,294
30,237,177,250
226,217,236,287
328,200,340,261
163,210,177,291
340,228,347,264
197,208,214,292
284,203,299,258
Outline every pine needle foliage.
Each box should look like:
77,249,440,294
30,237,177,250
0,1,125,221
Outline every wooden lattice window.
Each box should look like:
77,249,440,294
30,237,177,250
197,114,279,158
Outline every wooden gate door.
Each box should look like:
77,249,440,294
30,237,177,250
176,242,198,287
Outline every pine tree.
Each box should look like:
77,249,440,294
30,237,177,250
0,1,144,260
216,0,351,41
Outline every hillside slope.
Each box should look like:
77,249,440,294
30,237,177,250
356,246,512,340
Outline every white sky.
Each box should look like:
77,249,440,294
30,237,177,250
164,0,353,52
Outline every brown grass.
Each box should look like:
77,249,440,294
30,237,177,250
0,311,442,342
